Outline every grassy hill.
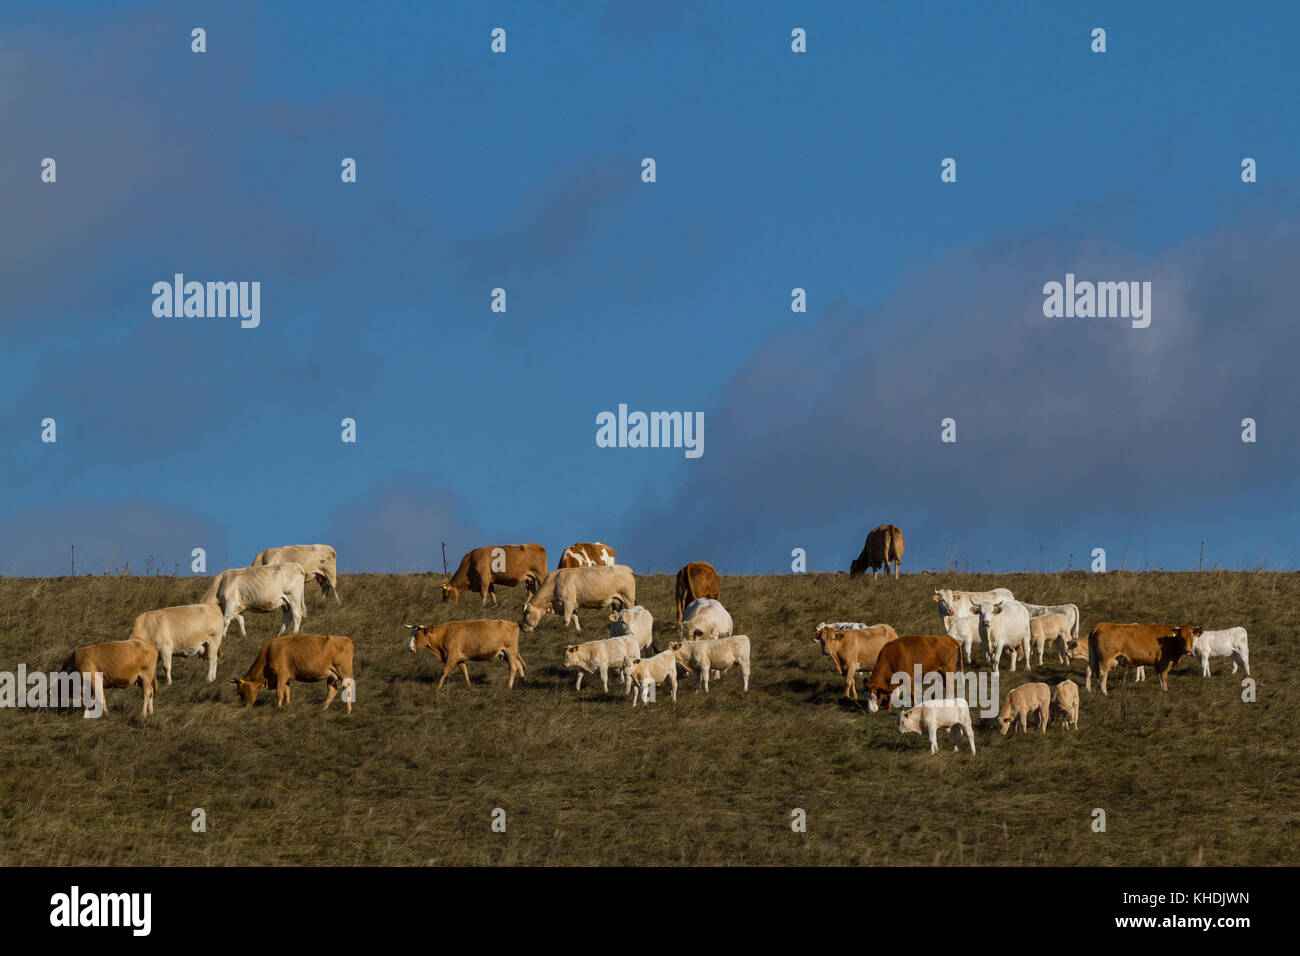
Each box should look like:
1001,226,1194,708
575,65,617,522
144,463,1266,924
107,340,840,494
0,570,1294,865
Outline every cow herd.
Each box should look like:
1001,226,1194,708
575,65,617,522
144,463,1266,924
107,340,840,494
52,536,1255,757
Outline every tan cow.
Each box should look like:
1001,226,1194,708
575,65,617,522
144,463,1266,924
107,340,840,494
1066,633,1146,688
997,682,1051,735
201,563,307,638
1049,679,1079,730
813,623,900,699
442,544,548,606
675,561,721,626
669,635,752,693
60,639,157,717
252,544,341,603
624,651,678,706
1088,623,1201,694
559,542,616,568
1029,612,1073,666
231,633,355,713
849,524,904,579
407,620,526,689
129,603,224,683
563,635,640,692
521,565,636,633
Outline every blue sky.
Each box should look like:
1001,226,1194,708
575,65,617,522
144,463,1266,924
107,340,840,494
2,1,1298,575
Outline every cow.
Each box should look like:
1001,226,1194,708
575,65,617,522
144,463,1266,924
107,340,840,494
252,544,341,604
1088,622,1201,694
609,605,654,652
997,682,1051,735
407,620,527,690
231,633,355,713
849,524,904,579
679,598,733,642
129,603,225,683
943,612,983,667
675,561,721,626
1021,601,1081,645
971,599,1033,674
624,651,678,706
442,544,548,606
1028,612,1074,666
814,621,868,633
812,623,900,699
201,563,306,638
521,565,636,633
933,588,1015,631
863,635,961,713
559,542,616,568
60,639,157,717
898,698,976,754
1049,679,1079,730
1189,627,1250,677
1066,633,1146,688
563,635,641,693
669,635,752,693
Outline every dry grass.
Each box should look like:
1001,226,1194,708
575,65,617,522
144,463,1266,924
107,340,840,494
0,570,1295,866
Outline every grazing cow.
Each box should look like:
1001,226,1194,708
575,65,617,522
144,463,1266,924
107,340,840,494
559,542,616,568
933,588,1015,630
1028,612,1074,666
898,699,976,754
609,605,654,652
1189,627,1250,677
864,635,961,713
563,635,641,693
407,620,527,690
997,682,1051,735
1088,623,1201,694
675,562,721,626
849,524,904,579
679,598,733,642
252,544,341,603
814,621,868,633
521,565,636,633
1066,634,1146,688
442,544,548,606
231,633,355,713
130,603,224,683
201,563,306,638
971,600,1033,674
60,639,157,717
1050,679,1079,730
1021,601,1081,644
624,651,678,706
813,623,900,699
669,635,752,693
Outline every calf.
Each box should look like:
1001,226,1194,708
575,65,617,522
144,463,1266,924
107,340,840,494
624,651,678,706
669,635,752,693
1189,627,1250,677
563,635,640,692
1088,622,1200,694
609,605,655,652
232,633,355,713
60,639,157,717
407,620,526,689
1028,612,1073,666
897,698,976,753
1049,679,1079,730
997,682,1051,735
813,623,899,699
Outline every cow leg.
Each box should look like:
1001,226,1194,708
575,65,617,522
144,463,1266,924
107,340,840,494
1201,654,1211,677
142,678,153,717
1099,659,1112,695
598,664,610,694
700,666,709,693
668,672,677,703
161,648,173,685
1239,650,1250,676
928,725,938,754
459,662,472,688
742,664,750,692
206,644,219,682
575,672,584,691
436,659,459,689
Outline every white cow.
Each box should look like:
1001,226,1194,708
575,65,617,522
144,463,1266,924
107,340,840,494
934,588,1015,630
252,544,341,604
129,603,224,683
669,635,751,693
679,598,733,642
972,599,1032,673
609,605,655,652
624,651,678,706
201,563,307,638
944,613,983,666
1189,627,1250,677
814,621,868,633
563,635,641,692
898,698,977,754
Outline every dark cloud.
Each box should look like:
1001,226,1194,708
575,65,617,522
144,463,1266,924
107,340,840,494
327,481,485,574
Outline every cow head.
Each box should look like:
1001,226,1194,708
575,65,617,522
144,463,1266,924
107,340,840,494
897,707,923,735
440,583,460,603
562,645,581,668
229,676,260,708
406,624,433,653
520,600,547,632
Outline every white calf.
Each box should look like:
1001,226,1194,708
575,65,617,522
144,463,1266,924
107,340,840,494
897,698,976,754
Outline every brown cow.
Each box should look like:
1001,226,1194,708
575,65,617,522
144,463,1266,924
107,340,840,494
407,620,526,689
442,544,548,606
1088,622,1200,694
849,524,904,579
231,633,355,712
558,542,616,568
675,561,721,625
812,624,900,699
863,634,960,712
60,639,157,717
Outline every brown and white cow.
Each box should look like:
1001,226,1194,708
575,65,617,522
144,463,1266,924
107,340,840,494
407,620,527,689
863,634,961,713
849,524,904,579
812,623,900,699
232,633,355,712
60,639,158,717
674,561,721,625
252,544,341,603
442,544,548,606
558,542,616,568
1088,622,1201,694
